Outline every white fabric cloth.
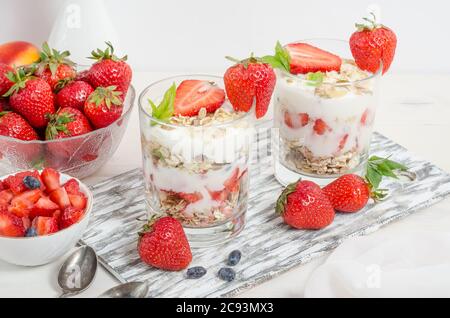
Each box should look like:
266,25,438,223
304,232,450,297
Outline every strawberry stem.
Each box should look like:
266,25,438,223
36,42,75,76
88,86,123,109
355,12,383,31
275,179,300,214
89,41,127,62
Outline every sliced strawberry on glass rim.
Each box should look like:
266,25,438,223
285,43,342,75
174,80,225,117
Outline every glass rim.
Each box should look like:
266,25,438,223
138,74,252,128
0,85,136,145
277,38,383,86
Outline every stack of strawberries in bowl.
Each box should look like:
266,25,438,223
0,42,134,179
0,168,93,266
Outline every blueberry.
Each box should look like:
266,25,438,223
23,176,41,190
25,228,37,237
186,266,207,279
227,250,241,266
218,267,236,282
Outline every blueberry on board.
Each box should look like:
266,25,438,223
23,176,41,190
218,267,236,282
186,266,207,279
227,250,242,266
25,228,37,237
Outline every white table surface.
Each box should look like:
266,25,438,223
1,72,450,298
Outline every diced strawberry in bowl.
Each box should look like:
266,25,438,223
0,168,93,266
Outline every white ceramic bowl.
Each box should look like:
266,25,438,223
0,172,93,266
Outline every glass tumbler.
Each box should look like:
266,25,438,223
139,75,253,247
273,39,382,186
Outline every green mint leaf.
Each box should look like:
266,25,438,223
261,41,290,73
305,71,325,86
366,167,382,190
148,82,176,126
383,159,408,171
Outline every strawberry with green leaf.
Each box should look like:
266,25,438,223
323,156,409,213
3,68,55,128
88,42,132,95
45,107,92,160
147,82,176,124
84,86,123,128
224,55,275,119
35,42,76,90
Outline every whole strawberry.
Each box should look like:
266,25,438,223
45,107,93,160
84,86,123,128
138,216,192,271
45,107,92,140
4,68,55,128
323,156,408,212
224,56,276,119
35,42,76,90
0,63,13,96
276,180,335,230
87,42,132,95
349,13,397,74
56,80,94,110
323,174,370,213
0,111,39,141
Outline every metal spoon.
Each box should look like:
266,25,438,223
57,245,98,298
98,281,149,298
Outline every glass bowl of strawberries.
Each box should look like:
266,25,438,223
0,42,134,179
0,168,93,266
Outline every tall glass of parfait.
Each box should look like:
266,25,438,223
272,39,382,186
139,75,253,247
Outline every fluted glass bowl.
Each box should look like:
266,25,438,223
0,85,135,179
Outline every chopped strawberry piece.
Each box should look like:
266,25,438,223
0,209,25,237
174,80,225,117
338,134,349,151
285,43,342,75
49,188,70,209
63,178,80,195
41,168,61,193
360,109,369,125
32,216,59,236
68,193,87,210
313,119,330,135
284,112,294,128
178,192,202,204
299,113,310,127
0,189,13,206
8,189,42,218
3,171,42,195
22,216,31,230
208,189,229,202
224,168,240,192
60,206,85,229
31,196,60,218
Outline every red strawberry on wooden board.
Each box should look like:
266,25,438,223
138,216,192,271
0,111,39,141
276,180,335,230
84,86,123,128
349,13,397,74
224,56,276,118
3,68,55,128
0,63,13,96
263,41,341,75
88,42,132,95
323,156,409,212
174,80,225,117
35,42,76,90
56,80,94,110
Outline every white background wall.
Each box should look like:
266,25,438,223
1,0,448,74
